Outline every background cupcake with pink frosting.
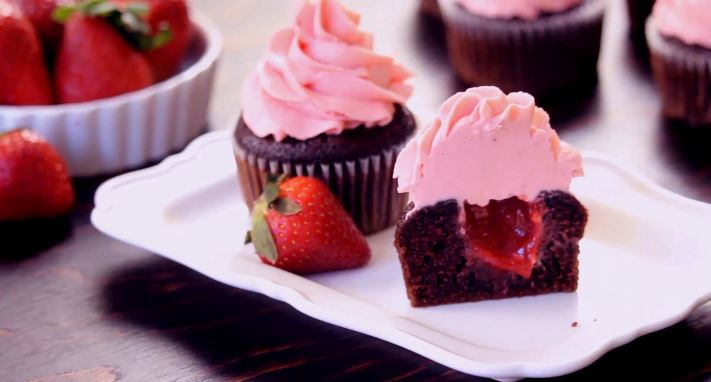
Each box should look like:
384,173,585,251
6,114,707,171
647,0,711,126
234,0,417,234
439,0,606,101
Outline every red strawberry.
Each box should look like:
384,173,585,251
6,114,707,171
8,0,69,55
0,130,74,221
0,0,53,105
141,0,190,81
247,176,371,274
54,0,154,103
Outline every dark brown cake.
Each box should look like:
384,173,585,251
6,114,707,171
394,190,588,307
441,0,605,99
234,105,417,235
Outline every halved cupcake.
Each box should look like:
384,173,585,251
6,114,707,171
234,0,416,235
647,0,711,126
440,0,605,99
393,86,588,307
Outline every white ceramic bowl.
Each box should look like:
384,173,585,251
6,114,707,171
0,12,222,177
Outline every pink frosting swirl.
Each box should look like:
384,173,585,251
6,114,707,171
453,0,583,20
394,86,583,209
241,0,413,142
653,0,711,49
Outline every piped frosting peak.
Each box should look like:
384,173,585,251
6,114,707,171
394,86,583,209
653,0,711,50
241,0,413,142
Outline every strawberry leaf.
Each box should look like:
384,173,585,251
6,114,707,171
0,128,27,139
85,1,118,17
52,5,76,23
120,10,148,34
125,1,149,16
137,23,173,51
51,0,172,51
262,173,290,204
250,207,278,262
263,183,280,204
263,175,283,203
271,198,302,216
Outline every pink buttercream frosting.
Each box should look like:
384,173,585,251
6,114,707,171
454,0,583,20
394,86,583,209
241,0,413,142
653,0,711,49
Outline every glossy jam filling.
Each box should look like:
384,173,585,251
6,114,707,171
463,196,542,278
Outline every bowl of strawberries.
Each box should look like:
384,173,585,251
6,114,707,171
0,0,222,176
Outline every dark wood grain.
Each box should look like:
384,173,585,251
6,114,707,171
1,1,710,381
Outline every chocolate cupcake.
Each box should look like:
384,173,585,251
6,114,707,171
440,0,605,99
235,0,416,235
647,0,711,126
626,0,654,47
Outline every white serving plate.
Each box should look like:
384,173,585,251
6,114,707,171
0,13,222,177
91,131,711,381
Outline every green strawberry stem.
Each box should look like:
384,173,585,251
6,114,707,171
0,128,26,139
247,174,302,262
52,0,172,51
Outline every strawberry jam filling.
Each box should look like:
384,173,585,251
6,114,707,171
463,196,542,278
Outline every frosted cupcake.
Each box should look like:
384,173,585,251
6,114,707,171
235,0,416,234
440,0,606,99
647,0,711,126
393,86,587,307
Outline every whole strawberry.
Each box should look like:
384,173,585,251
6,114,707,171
0,130,74,221
53,0,170,103
0,0,53,106
247,176,371,274
9,0,70,55
142,0,190,81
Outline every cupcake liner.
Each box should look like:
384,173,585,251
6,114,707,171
234,143,408,235
440,0,605,98
647,20,711,126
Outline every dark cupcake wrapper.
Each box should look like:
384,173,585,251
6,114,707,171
234,142,408,235
441,0,605,97
647,20,711,126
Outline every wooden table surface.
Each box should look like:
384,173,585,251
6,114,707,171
2,1,710,381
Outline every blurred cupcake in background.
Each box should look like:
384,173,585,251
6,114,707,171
647,0,711,126
440,0,606,100
626,0,655,48
234,0,416,234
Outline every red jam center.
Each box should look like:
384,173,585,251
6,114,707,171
463,197,542,278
